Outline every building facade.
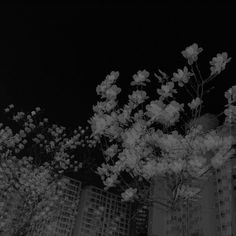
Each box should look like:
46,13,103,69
51,177,82,236
32,176,81,236
130,203,149,236
213,159,236,236
72,185,132,236
148,158,236,236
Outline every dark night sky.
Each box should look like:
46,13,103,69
0,2,235,127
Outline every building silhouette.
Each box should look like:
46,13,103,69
148,158,236,236
72,185,132,236
51,177,82,236
31,176,81,236
130,203,149,236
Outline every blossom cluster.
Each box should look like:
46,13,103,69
88,43,234,206
0,105,94,235
0,154,66,235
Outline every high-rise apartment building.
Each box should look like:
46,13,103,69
51,177,82,236
130,203,149,236
148,158,236,236
130,184,150,236
31,176,81,236
148,176,172,236
213,158,236,236
72,185,132,236
166,173,219,236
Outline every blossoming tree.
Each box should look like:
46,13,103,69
0,105,95,235
88,43,236,212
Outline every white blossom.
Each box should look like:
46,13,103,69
210,52,231,75
121,188,137,201
88,44,234,206
130,70,150,86
188,97,202,110
181,43,203,65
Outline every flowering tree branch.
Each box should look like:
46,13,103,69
0,106,94,235
87,43,235,213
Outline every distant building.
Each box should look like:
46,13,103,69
0,191,22,235
130,184,150,236
51,177,82,236
72,185,132,236
31,176,81,236
166,174,219,236
148,176,170,236
130,203,149,236
213,158,236,236
148,158,236,236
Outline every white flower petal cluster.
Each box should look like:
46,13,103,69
146,100,183,126
224,85,236,125
181,43,203,65
130,70,150,86
90,113,115,136
88,44,234,205
121,187,137,201
128,90,149,106
188,97,202,110
210,52,231,75
0,106,92,234
157,82,177,99
96,71,120,98
104,144,119,160
172,66,193,87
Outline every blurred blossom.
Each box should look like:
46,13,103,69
181,43,203,65
121,188,137,201
131,70,150,86
188,97,202,110
172,66,193,87
0,105,92,234
210,52,231,75
86,44,233,208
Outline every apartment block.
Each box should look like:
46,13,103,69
167,173,219,236
72,185,132,236
148,158,236,236
130,203,149,236
31,176,81,236
51,177,81,236
213,159,236,236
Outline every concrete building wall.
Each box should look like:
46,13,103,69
72,185,132,236
148,177,170,236
31,176,81,236
148,158,236,236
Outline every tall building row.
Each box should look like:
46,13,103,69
72,185,132,236
148,158,236,236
